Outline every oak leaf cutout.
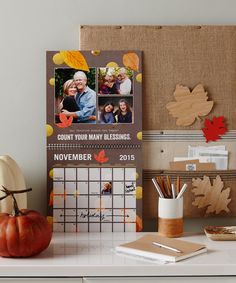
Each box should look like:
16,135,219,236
123,52,139,71
60,51,89,71
94,150,109,163
56,113,73,128
192,175,231,215
166,84,214,126
202,116,227,143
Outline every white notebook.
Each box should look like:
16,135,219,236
115,234,207,262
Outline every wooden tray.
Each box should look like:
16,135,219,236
204,226,236,241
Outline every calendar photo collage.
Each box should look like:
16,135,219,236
47,51,142,232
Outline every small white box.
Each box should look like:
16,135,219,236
53,168,64,181
77,168,88,180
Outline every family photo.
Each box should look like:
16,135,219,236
98,97,133,124
55,68,96,124
98,67,133,95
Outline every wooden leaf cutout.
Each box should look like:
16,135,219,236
202,116,228,142
60,51,89,71
192,175,231,215
56,113,73,128
94,150,109,163
123,52,139,71
166,84,214,126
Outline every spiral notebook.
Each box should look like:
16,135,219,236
46,50,142,232
115,234,207,262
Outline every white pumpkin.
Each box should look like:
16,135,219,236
0,155,27,213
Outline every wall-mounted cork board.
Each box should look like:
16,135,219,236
80,25,236,221
80,25,236,131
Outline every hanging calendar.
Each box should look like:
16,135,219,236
46,50,142,232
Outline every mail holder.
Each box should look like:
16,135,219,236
158,197,183,238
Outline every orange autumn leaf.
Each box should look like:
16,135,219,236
49,191,53,206
94,150,109,163
136,215,143,232
60,51,89,71
56,113,73,128
123,52,139,71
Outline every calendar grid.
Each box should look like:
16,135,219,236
53,167,137,232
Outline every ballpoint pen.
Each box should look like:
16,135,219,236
152,241,182,253
152,178,164,198
176,183,187,199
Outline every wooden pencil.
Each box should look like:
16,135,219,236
176,176,180,195
157,176,168,198
166,175,172,197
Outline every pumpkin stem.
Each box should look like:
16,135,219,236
0,186,32,216
11,194,22,216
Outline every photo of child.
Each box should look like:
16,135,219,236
114,99,132,123
99,102,115,124
98,97,133,124
102,182,112,195
98,67,133,95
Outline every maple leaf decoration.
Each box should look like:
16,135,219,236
94,150,109,164
56,113,73,128
202,116,227,142
192,175,231,215
166,84,214,126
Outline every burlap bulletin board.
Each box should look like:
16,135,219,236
80,25,236,130
80,25,236,221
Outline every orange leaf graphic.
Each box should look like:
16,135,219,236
136,215,143,232
56,113,73,128
49,191,54,206
123,52,139,71
94,150,109,163
60,51,89,71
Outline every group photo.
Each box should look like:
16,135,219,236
98,96,133,124
98,67,133,95
55,68,96,124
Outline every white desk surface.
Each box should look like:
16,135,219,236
0,232,235,277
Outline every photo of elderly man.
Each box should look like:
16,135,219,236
62,71,96,123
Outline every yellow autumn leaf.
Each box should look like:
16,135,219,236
137,131,142,140
52,53,64,65
123,52,139,71
49,169,53,179
136,73,142,82
106,61,118,68
60,51,89,71
46,124,53,137
136,186,143,199
49,78,55,86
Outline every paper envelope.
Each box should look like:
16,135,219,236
169,159,216,171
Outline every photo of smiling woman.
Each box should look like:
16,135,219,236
58,79,80,123
115,99,133,123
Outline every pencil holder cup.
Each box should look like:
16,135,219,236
158,197,183,238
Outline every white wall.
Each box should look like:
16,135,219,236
1,0,236,229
